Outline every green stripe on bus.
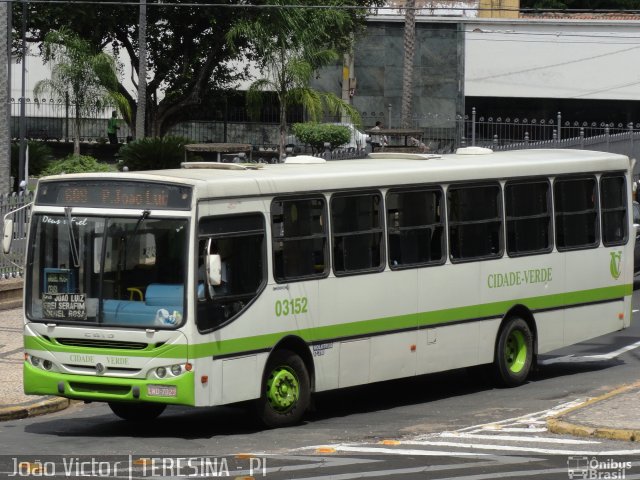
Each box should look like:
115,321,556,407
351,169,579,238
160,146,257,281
25,284,631,360
190,284,631,358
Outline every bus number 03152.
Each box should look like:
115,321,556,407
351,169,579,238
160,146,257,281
275,297,308,317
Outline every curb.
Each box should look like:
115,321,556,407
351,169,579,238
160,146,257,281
547,381,640,442
0,397,70,422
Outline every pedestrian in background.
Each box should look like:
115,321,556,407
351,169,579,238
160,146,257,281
370,121,387,152
107,111,120,145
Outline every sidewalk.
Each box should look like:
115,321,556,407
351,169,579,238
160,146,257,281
0,307,69,421
1,303,640,439
547,382,640,442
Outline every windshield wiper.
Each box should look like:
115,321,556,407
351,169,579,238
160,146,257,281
132,210,151,238
64,207,80,268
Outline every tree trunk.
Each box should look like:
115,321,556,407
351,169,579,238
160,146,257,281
279,94,287,162
73,114,81,156
135,0,147,140
0,3,9,194
401,0,416,129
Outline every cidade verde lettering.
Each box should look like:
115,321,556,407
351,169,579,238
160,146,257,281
488,267,552,289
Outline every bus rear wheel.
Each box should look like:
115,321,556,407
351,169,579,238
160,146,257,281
256,349,310,428
108,401,166,421
494,317,533,387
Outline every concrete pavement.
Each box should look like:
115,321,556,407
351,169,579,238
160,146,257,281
0,307,69,421
0,305,639,445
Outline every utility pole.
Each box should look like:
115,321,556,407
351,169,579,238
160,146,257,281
18,0,26,191
135,0,147,140
0,2,10,194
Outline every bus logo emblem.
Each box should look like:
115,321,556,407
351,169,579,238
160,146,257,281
609,251,622,279
95,363,105,374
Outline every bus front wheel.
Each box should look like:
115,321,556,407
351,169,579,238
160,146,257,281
108,401,166,421
494,317,533,387
256,349,310,428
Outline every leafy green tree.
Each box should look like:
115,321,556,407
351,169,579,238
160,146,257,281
23,1,253,137
33,28,130,155
227,0,377,158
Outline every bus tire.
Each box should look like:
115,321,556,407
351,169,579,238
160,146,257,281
108,401,166,421
256,349,310,428
494,317,533,387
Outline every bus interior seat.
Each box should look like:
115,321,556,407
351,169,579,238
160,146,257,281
103,283,184,325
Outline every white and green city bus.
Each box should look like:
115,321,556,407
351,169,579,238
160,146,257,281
3,148,634,427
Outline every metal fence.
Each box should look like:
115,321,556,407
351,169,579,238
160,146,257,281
462,108,640,160
0,191,33,280
11,97,132,143
5,102,640,281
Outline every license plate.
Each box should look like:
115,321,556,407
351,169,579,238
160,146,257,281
147,385,177,397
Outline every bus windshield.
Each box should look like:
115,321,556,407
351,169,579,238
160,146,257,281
26,213,188,329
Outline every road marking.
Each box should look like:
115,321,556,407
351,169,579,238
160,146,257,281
283,456,541,480
455,400,586,434
295,444,492,457
539,339,640,365
331,440,640,457
439,432,597,444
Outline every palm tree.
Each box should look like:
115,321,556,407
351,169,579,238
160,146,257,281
0,3,9,194
34,28,130,155
401,0,416,129
227,0,361,159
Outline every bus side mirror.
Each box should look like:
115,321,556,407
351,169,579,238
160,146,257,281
2,218,13,254
206,254,222,286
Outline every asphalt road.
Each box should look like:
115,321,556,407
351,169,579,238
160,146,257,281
2,287,640,479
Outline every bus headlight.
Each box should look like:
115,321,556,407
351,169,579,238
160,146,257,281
29,355,41,367
152,364,186,379
42,360,52,370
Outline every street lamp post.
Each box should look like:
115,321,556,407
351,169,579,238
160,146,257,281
18,0,27,191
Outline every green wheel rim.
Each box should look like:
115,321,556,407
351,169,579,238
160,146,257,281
266,366,299,412
505,330,527,373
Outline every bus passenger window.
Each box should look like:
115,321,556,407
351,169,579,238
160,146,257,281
448,183,502,262
554,176,599,250
196,213,266,332
505,180,552,256
271,197,328,282
600,174,627,246
386,188,444,268
331,192,384,275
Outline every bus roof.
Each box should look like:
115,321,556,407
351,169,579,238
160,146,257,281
40,149,631,199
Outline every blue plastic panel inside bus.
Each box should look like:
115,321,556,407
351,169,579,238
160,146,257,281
102,284,184,326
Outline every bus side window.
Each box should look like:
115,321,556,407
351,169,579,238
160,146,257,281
196,213,266,332
331,192,384,275
600,174,627,246
554,176,599,250
271,197,328,282
505,180,552,256
448,183,503,262
387,188,444,268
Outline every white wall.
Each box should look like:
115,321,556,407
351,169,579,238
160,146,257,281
465,19,640,100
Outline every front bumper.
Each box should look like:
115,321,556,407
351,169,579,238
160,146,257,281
24,361,196,406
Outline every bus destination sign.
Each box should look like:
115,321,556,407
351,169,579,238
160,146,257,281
36,181,192,210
